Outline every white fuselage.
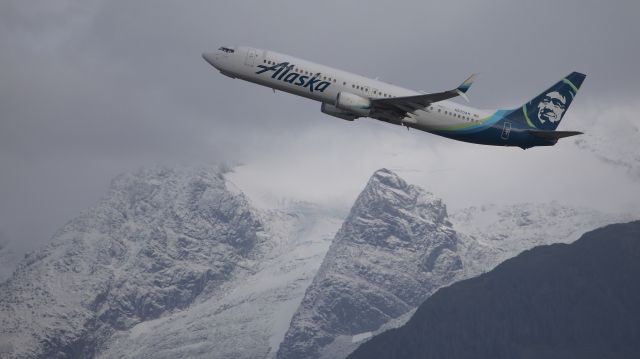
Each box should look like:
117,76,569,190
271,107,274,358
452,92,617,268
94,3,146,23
203,46,491,131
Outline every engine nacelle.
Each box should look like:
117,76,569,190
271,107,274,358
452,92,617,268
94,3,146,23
335,92,371,117
321,103,358,121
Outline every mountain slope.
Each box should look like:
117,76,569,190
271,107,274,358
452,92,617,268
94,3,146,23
450,203,626,277
99,202,342,359
276,169,463,359
348,220,640,359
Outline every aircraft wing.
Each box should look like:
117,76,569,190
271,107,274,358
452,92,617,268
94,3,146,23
371,74,477,113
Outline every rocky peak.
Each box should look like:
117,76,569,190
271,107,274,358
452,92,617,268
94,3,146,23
276,169,462,359
341,168,449,248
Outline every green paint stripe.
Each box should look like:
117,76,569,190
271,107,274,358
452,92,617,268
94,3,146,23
523,105,537,128
563,78,579,93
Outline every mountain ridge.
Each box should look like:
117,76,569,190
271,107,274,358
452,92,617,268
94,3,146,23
348,220,640,359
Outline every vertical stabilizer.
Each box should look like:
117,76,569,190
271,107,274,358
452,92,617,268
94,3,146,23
509,72,586,130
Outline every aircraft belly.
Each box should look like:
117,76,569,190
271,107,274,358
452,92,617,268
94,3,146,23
413,112,466,131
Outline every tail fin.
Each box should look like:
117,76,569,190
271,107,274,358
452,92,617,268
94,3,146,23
509,72,586,130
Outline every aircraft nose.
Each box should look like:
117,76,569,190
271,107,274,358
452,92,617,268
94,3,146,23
202,52,218,67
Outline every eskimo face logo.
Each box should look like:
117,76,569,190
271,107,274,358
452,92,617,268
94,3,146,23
255,62,331,93
536,91,567,124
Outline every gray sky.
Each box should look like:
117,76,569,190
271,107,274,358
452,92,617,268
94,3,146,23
1,0,639,254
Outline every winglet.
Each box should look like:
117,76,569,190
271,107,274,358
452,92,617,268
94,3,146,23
456,73,477,102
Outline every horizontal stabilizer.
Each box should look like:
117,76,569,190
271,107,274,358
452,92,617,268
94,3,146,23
527,130,583,140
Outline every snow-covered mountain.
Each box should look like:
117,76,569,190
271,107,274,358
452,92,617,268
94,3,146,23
0,166,630,359
0,167,343,358
277,169,464,359
276,171,628,359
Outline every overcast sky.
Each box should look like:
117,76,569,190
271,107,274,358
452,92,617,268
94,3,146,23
1,0,639,255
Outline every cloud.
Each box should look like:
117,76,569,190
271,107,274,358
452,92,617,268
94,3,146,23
574,102,640,181
228,102,640,215
1,0,639,255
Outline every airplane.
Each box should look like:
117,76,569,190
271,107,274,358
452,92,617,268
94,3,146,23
202,46,586,149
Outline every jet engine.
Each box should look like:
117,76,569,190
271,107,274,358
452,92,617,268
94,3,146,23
335,92,371,117
321,103,358,121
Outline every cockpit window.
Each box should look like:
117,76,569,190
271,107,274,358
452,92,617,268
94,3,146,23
218,47,234,53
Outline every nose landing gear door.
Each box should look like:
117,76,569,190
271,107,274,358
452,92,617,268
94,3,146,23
244,49,258,67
